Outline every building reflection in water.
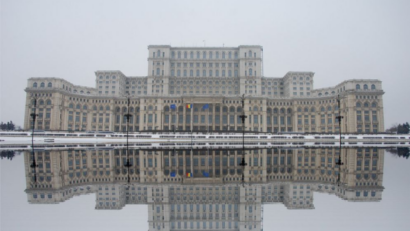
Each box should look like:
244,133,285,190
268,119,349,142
24,148,384,230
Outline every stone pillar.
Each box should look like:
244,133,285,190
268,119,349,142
378,96,385,131
24,94,32,130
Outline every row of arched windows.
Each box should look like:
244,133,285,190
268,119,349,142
171,51,238,59
38,99,52,105
267,108,293,114
33,82,91,95
356,84,376,90
171,69,238,77
318,92,335,96
115,107,141,113
69,104,152,111
73,89,90,94
317,84,377,96
267,106,343,114
33,82,52,88
356,102,378,108
163,105,243,113
69,104,88,110
356,173,378,180
170,80,238,85
63,102,376,115
95,105,111,111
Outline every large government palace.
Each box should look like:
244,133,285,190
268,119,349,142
24,147,384,230
24,45,384,133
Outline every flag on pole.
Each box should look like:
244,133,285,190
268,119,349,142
202,104,209,109
186,104,192,109
170,104,176,110
170,172,176,177
186,172,192,177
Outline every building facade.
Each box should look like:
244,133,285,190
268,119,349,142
24,147,384,230
24,45,384,133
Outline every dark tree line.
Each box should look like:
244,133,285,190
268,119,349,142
386,122,410,134
0,121,16,131
0,151,17,160
386,147,410,159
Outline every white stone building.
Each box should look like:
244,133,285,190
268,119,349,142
24,45,384,133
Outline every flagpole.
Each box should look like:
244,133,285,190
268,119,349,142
191,103,194,131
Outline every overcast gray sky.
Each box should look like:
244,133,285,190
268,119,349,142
1,0,409,128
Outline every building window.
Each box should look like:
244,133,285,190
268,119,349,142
357,111,362,121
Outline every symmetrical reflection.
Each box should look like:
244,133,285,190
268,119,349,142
24,148,384,230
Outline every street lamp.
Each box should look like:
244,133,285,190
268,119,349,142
123,95,133,185
29,96,39,183
238,94,248,187
335,94,344,186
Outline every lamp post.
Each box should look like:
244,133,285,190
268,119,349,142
29,96,39,183
238,94,248,187
124,95,133,185
335,95,344,186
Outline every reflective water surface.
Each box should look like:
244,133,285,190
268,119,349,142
1,147,409,231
